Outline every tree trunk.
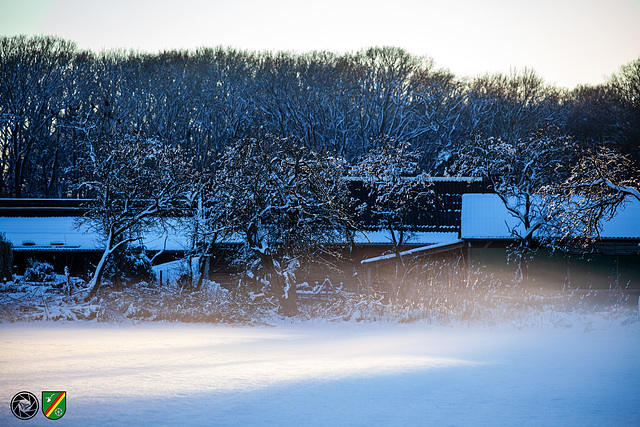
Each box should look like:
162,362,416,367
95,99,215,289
275,271,299,317
267,256,298,317
394,246,406,303
518,243,530,288
85,231,116,301
85,247,110,301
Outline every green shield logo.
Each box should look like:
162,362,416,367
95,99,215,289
42,391,66,420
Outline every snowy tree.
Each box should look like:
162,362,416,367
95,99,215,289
0,35,78,197
452,126,573,284
78,135,196,299
541,145,640,245
350,138,433,298
211,135,355,316
352,139,433,245
608,57,640,163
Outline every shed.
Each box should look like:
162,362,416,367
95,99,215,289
460,193,640,289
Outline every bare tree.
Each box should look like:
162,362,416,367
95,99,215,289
463,69,563,147
0,35,77,197
78,135,196,299
609,57,640,163
541,145,639,245
211,135,355,316
452,126,573,283
2,34,636,203
350,138,433,299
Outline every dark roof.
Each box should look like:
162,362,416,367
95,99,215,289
347,177,491,232
0,198,90,217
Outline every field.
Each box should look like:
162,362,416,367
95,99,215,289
1,310,639,426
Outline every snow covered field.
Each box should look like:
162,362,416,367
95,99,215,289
1,317,639,426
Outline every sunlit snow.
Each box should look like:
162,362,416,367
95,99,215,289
1,320,639,426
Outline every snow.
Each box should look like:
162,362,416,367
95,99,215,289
354,230,459,245
461,193,521,239
151,257,200,286
0,217,97,249
461,193,640,239
1,319,639,426
0,217,191,251
599,198,640,238
0,218,459,251
361,240,463,264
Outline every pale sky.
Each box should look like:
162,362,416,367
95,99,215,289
1,0,639,88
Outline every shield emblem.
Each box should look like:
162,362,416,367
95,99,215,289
42,391,66,420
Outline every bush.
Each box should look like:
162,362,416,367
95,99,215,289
0,233,12,282
104,243,153,285
23,259,56,283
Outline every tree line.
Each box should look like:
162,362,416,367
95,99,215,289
2,35,639,199
2,35,639,315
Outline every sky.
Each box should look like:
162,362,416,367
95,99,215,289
1,0,639,88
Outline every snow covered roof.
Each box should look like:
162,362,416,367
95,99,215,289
0,217,191,251
461,193,640,240
344,176,485,183
354,231,459,245
461,194,521,239
0,215,461,252
361,240,464,265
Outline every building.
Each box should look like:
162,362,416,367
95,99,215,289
0,199,189,278
461,193,640,290
3,182,637,291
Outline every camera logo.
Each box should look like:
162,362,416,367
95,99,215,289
10,391,39,420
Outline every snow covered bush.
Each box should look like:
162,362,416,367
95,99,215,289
0,272,636,326
103,243,153,287
84,279,272,324
293,268,636,327
23,259,56,283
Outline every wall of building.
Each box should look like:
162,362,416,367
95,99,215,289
468,244,640,291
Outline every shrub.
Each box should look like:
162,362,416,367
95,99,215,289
104,243,153,285
23,259,56,283
0,233,12,281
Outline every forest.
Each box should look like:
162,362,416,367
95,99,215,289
1,34,639,199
